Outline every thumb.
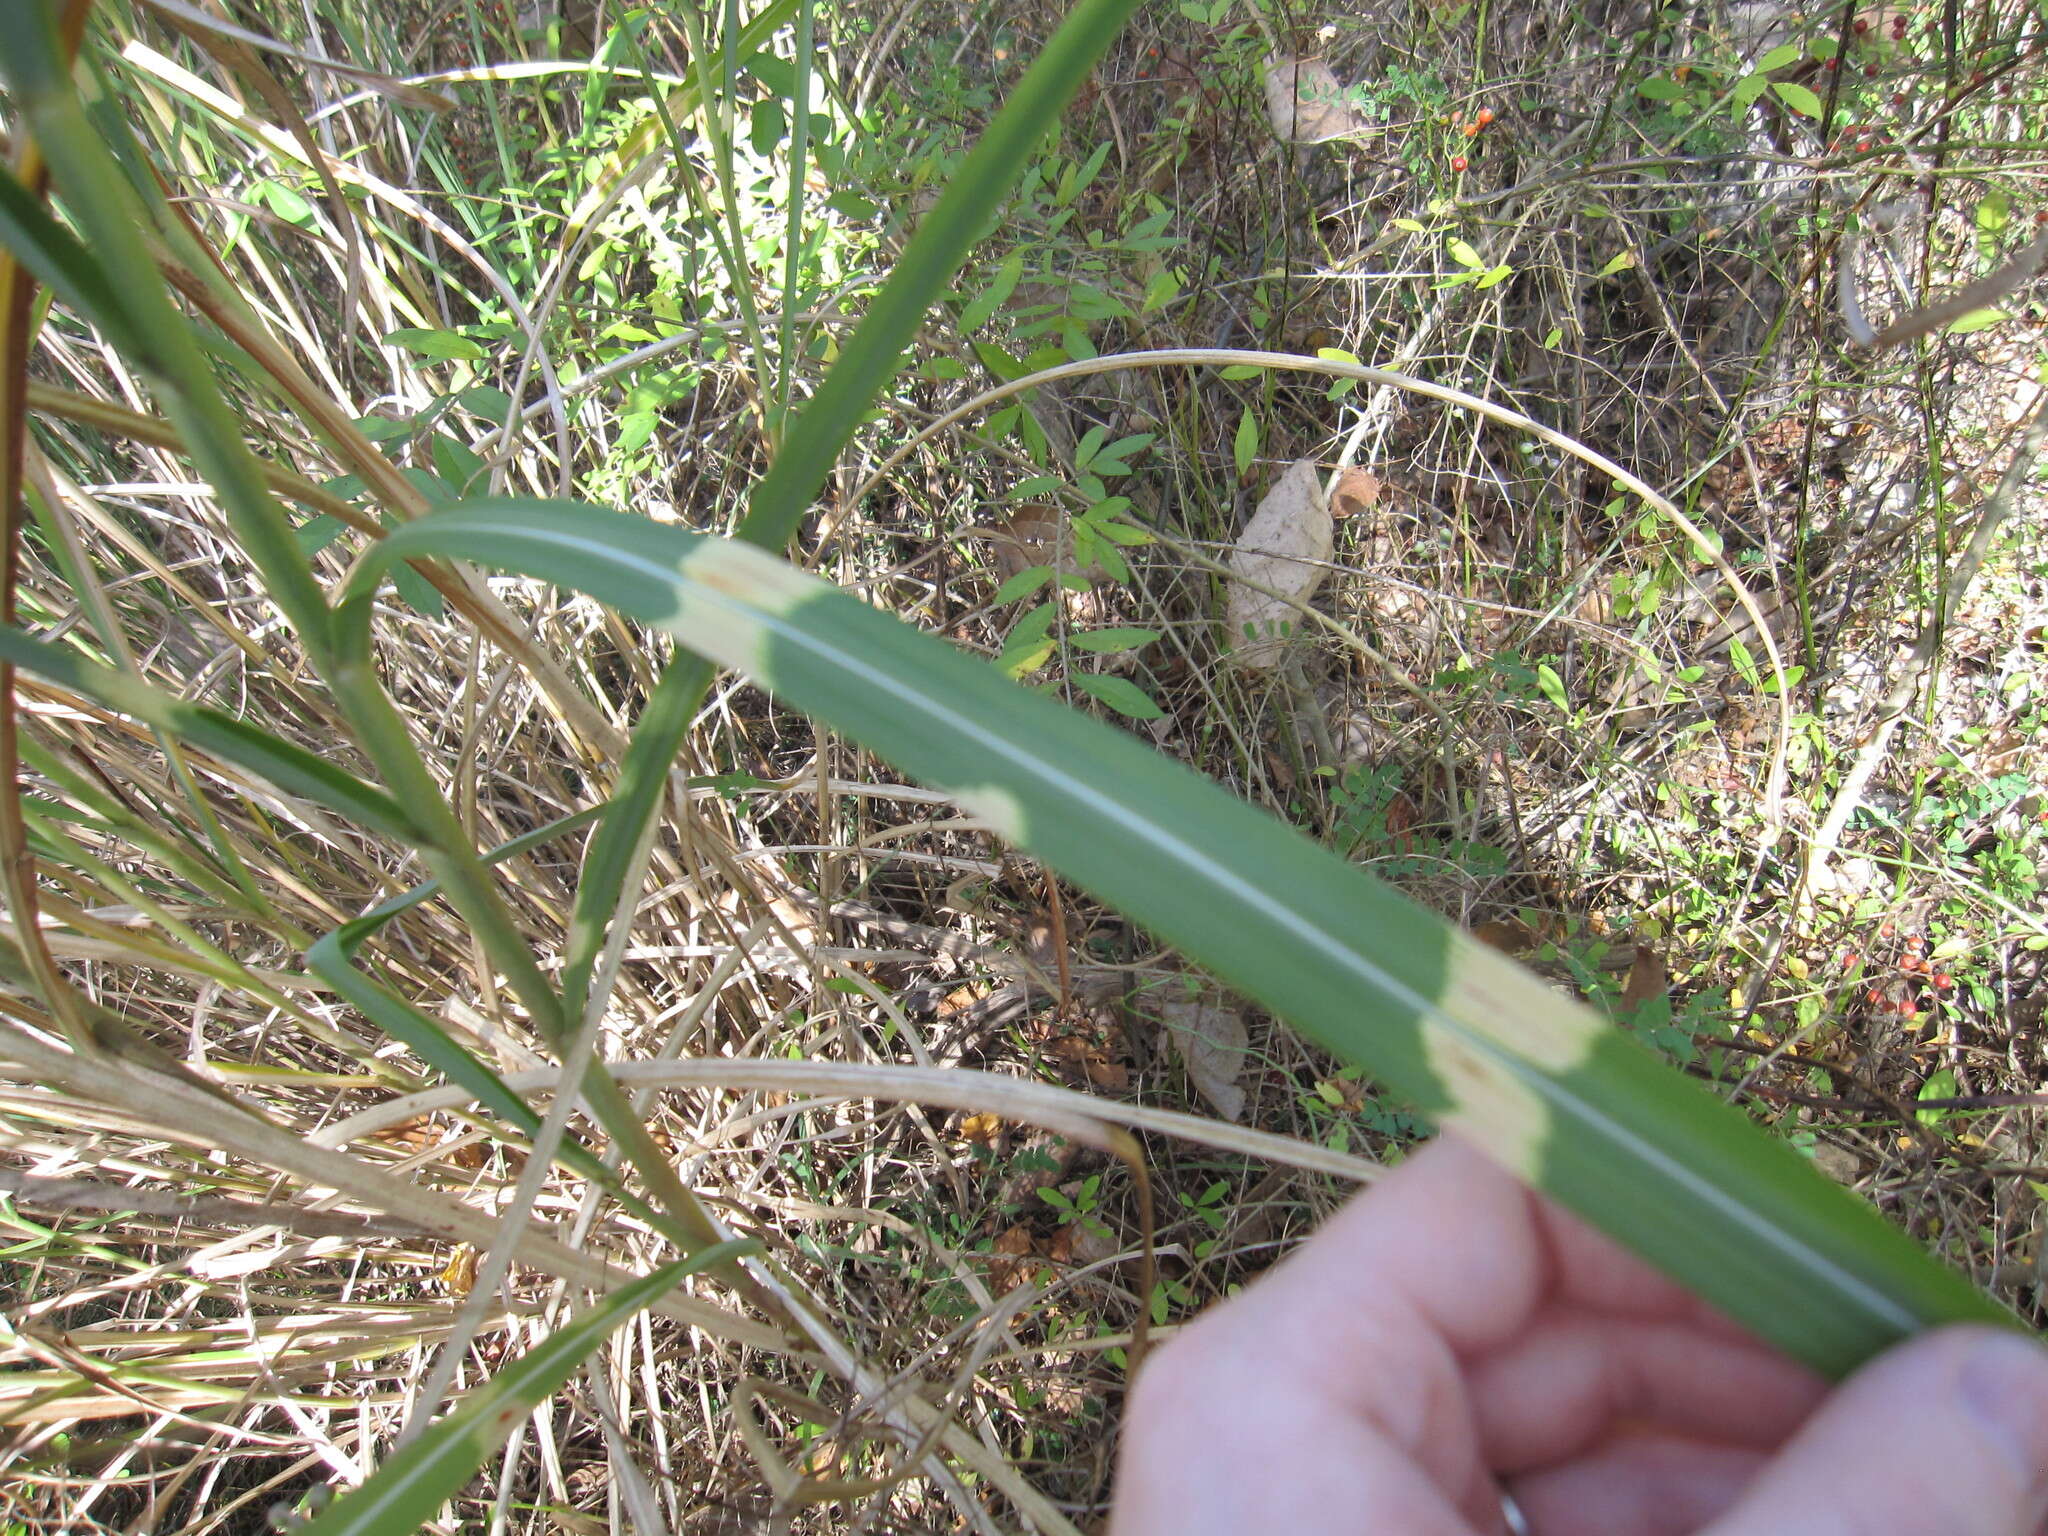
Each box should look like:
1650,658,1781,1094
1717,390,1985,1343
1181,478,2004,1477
1705,1326,2048,1536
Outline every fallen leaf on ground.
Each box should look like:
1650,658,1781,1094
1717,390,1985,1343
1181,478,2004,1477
1158,998,1249,1120
1472,918,1536,954
1329,466,1384,519
990,1223,1044,1293
1222,459,1332,670
958,1111,1004,1148
441,1244,479,1296
1263,55,1370,142
1619,946,1671,1014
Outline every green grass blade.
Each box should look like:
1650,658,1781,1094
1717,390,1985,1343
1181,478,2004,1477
0,625,419,841
302,932,545,1136
341,501,2016,1378
559,0,1138,1022
0,12,330,643
736,0,1143,549
300,1241,758,1536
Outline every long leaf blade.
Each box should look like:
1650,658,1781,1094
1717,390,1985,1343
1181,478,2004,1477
0,625,419,840
301,1241,758,1536
346,501,2014,1378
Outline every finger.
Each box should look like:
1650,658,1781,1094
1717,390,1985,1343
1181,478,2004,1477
1115,1136,1537,1525
1467,1310,1825,1471
1703,1326,2048,1536
1113,1350,1493,1536
1508,1431,1769,1536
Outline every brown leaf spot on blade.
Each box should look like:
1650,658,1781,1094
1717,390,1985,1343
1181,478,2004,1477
1422,1024,1552,1177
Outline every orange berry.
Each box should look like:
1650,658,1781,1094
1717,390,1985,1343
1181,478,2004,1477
1476,107,1496,126
1878,922,1896,939
1463,122,1479,136
1865,986,1885,1005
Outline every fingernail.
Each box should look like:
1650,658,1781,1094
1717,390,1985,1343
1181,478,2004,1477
1959,1332,2048,1513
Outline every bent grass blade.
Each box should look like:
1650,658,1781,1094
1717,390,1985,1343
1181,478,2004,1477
340,500,2016,1380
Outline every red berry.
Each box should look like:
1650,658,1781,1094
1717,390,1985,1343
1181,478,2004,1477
1823,56,1839,69
1452,155,1468,171
1841,950,1862,970
1855,17,1870,31
1971,69,1986,85
1866,63,1880,75
1899,954,1920,973
1899,999,1918,1019
1865,987,1885,1005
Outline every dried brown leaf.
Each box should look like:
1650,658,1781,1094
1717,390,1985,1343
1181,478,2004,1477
1620,947,1671,1015
1158,998,1249,1121
1223,459,1333,670
958,1111,1004,1148
1329,467,1384,519
1263,55,1370,142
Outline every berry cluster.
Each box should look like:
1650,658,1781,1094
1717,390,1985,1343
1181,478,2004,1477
1849,923,1957,1023
1445,106,1498,175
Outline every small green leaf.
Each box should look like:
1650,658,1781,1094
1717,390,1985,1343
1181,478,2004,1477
1073,671,1165,719
1916,1069,1958,1126
294,513,348,558
1535,662,1569,714
824,188,878,220
1598,250,1636,278
1757,42,1804,71
1475,263,1514,289
1233,409,1259,475
1447,236,1484,268
1773,81,1825,117
958,252,1026,334
1732,72,1772,111
1945,307,2011,335
1219,363,1263,379
383,327,485,361
992,564,1054,604
1068,626,1160,653
1636,76,1686,100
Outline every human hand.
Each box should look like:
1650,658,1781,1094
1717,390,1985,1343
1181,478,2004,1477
1112,1135,2048,1535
